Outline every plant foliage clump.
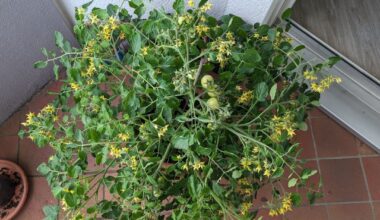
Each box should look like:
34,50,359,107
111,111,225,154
22,1,341,219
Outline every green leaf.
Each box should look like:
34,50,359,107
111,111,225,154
37,163,50,175
288,178,298,188
294,45,305,51
129,0,144,8
53,65,59,80
311,100,320,106
68,165,81,178
298,122,308,131
243,48,261,63
172,133,194,150
54,31,64,49
232,170,242,179
327,56,341,67
281,8,292,20
269,84,277,100
255,82,268,102
301,169,318,180
195,146,212,156
41,48,48,57
82,0,94,9
188,175,197,199
34,60,48,69
173,0,185,14
291,193,302,207
130,32,142,53
92,8,109,19
64,193,76,207
43,205,59,220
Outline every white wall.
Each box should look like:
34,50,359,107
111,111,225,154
0,1,75,124
56,0,274,25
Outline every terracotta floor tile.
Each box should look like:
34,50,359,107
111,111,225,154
308,108,327,118
293,124,316,159
18,138,54,176
356,138,379,156
326,203,373,220
374,202,380,220
319,159,368,203
0,135,19,162
311,117,358,157
362,156,380,200
0,110,23,136
284,205,328,220
26,86,56,114
15,177,57,220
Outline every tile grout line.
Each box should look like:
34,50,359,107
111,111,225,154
303,154,380,161
359,156,376,219
307,116,331,219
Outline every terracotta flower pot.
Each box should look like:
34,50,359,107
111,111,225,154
0,160,28,220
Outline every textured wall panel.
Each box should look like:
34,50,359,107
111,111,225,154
0,1,75,124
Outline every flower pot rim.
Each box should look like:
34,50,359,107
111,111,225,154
0,159,28,220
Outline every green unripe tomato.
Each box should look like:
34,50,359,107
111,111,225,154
207,87,219,97
207,98,220,110
201,75,214,88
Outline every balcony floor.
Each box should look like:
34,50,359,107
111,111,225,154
0,80,379,220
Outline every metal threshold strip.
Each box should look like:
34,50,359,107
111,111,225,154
287,20,380,150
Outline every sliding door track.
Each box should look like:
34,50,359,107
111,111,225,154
288,20,380,150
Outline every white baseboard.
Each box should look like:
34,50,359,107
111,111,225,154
287,21,380,150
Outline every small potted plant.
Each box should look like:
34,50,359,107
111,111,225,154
21,0,341,219
0,160,28,219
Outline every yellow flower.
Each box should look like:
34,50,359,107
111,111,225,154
118,133,130,142
108,16,118,30
264,169,271,177
269,209,278,217
132,197,141,203
240,157,252,170
28,135,35,141
200,2,212,12
224,31,232,39
253,33,260,39
110,145,122,158
89,14,99,24
310,75,341,93
22,112,36,126
42,104,55,114
254,165,262,173
181,163,189,171
82,59,96,77
252,146,259,154
303,70,317,81
76,7,85,16
100,24,112,40
238,90,253,105
240,202,252,215
261,36,269,41
119,32,126,40
188,0,195,7
192,161,205,170
130,156,138,170
70,82,80,91
158,125,169,138
141,47,149,56
269,194,293,216
195,25,209,36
